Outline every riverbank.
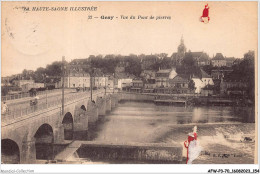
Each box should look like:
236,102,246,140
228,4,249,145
119,92,254,107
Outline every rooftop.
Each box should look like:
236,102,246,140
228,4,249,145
200,69,211,78
115,72,135,79
190,52,203,58
212,53,225,60
157,69,172,73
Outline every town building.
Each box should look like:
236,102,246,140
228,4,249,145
93,76,108,88
211,53,226,67
21,83,45,92
155,68,177,88
200,69,214,86
192,69,214,94
191,52,210,66
92,69,108,88
225,57,236,67
201,85,214,96
67,59,90,75
56,72,91,89
140,70,156,81
106,74,115,89
143,79,156,93
13,80,34,87
130,79,144,93
115,73,135,90
211,67,233,80
169,74,190,94
220,75,248,96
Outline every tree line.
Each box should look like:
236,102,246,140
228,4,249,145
10,51,255,91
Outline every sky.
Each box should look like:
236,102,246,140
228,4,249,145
1,1,258,77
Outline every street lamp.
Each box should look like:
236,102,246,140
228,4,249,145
113,73,115,94
90,68,95,101
104,74,106,95
61,56,65,115
44,73,48,108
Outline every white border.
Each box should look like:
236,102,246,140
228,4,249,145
0,0,259,173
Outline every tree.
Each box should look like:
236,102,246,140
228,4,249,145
22,69,32,80
176,51,198,77
156,53,168,59
125,56,142,77
160,57,172,69
45,61,65,77
182,51,196,67
202,64,214,75
188,80,196,91
1,87,9,96
228,51,255,102
34,67,47,83
242,51,255,101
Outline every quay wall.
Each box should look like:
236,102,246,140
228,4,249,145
118,92,239,106
119,92,156,102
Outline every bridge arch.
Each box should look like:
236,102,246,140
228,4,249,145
1,139,20,164
62,112,73,140
81,105,87,111
34,123,54,160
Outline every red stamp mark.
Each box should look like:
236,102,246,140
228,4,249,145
200,4,210,23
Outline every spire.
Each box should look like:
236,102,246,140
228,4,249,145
178,36,186,54
181,34,184,45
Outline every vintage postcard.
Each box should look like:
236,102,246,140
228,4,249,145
1,1,259,173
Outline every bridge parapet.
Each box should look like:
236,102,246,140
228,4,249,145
2,90,104,123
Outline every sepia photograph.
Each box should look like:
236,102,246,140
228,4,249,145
1,1,259,173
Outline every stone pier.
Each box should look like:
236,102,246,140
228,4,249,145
21,139,36,164
96,97,106,116
111,94,119,109
73,109,88,140
115,94,119,106
87,101,98,125
105,95,112,113
111,95,116,109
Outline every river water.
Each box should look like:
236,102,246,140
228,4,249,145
86,101,255,164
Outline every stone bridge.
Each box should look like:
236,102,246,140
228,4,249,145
1,90,119,164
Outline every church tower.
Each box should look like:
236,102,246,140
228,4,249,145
176,36,186,65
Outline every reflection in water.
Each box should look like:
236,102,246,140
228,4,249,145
192,108,208,123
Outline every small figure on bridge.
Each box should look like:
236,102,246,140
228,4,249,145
184,126,202,164
30,96,39,106
1,102,8,115
34,96,39,103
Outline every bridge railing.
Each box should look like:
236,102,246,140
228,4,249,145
2,90,105,122
1,88,76,102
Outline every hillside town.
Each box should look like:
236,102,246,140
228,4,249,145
2,37,255,104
